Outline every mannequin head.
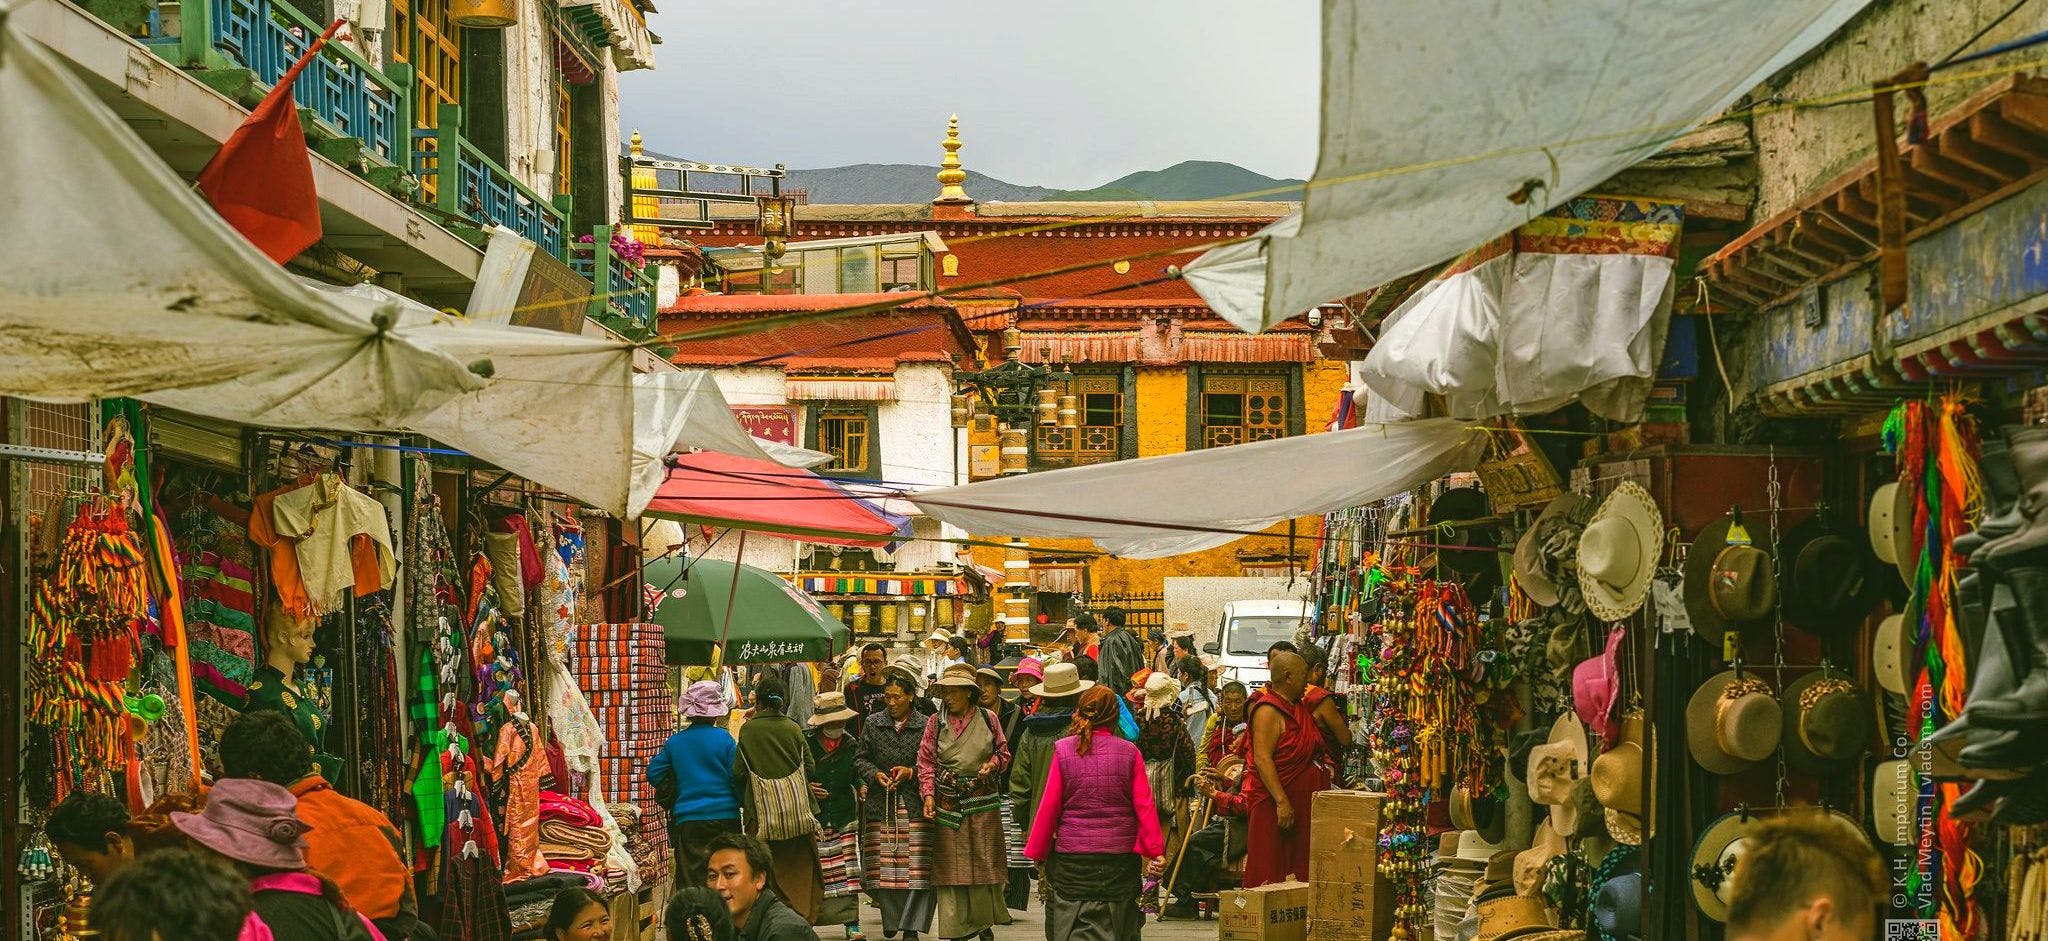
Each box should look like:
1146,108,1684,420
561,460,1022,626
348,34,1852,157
263,608,316,673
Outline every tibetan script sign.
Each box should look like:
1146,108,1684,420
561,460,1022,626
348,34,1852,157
732,407,796,445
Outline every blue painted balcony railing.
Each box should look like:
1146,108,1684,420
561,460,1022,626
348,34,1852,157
149,0,402,165
411,104,567,257
570,225,658,334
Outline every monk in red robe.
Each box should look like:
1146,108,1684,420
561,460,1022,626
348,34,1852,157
1241,651,1329,888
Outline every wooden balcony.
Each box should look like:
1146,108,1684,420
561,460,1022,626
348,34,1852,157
571,224,660,337
413,103,569,257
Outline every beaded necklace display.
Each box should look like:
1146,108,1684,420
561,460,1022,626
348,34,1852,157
1369,570,1514,938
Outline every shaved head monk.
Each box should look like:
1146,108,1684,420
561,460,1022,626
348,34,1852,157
1241,651,1329,887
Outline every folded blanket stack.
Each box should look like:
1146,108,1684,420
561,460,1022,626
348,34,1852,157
568,621,675,880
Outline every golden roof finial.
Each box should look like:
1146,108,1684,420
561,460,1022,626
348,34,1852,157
630,129,643,157
933,114,973,205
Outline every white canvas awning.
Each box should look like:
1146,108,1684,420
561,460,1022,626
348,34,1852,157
909,418,1487,558
0,8,487,421
0,14,795,518
1183,0,1871,334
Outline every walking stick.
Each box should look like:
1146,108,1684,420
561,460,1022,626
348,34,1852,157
1163,783,1210,910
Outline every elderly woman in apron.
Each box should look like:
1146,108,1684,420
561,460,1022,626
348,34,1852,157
808,691,866,940
917,664,1012,941
856,674,935,940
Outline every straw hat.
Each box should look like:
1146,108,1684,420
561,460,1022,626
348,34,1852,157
1577,482,1664,622
1166,621,1194,638
923,628,955,650
1027,661,1094,698
808,691,858,727
1689,811,1767,921
1591,715,1652,846
1871,759,1917,846
1513,819,1567,897
1514,493,1595,606
932,663,979,690
1685,670,1783,774
1456,828,1506,863
1473,893,1555,941
1872,614,1913,695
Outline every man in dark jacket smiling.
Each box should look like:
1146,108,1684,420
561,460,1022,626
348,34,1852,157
707,833,814,941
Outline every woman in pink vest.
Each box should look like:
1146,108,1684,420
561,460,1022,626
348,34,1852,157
1024,685,1165,940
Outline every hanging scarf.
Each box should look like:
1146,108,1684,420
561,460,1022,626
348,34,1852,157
1885,398,1982,939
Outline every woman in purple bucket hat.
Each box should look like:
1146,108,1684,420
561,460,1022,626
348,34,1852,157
172,777,385,940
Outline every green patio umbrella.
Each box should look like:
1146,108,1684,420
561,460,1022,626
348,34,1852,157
643,556,850,665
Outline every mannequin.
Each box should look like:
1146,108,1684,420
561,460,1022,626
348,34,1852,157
489,690,548,883
244,607,338,777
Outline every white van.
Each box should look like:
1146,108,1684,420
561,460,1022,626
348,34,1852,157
1205,599,1310,689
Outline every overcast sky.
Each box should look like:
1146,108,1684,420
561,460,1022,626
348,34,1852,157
618,0,1320,188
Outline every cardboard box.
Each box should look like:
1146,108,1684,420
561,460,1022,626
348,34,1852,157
1218,880,1310,941
1306,919,1377,941
1308,791,1392,937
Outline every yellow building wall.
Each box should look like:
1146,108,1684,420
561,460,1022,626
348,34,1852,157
972,360,1351,597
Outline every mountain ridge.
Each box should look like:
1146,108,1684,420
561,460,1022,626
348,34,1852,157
783,159,1302,204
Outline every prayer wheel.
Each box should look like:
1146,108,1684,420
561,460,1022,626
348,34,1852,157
998,426,1029,475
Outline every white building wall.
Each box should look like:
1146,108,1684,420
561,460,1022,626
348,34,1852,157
685,362,960,576
503,0,553,196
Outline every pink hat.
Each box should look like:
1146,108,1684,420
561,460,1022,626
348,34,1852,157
680,680,728,719
1572,627,1625,741
172,778,310,870
1014,657,1045,684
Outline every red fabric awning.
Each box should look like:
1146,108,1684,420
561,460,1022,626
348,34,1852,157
644,451,902,547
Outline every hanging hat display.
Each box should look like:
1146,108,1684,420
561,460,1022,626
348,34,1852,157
1513,819,1568,897
1451,784,1508,845
1555,776,1606,840
1872,613,1913,695
1684,669,1783,774
1777,515,1878,633
1514,493,1594,606
1577,481,1664,622
1689,811,1768,922
1783,667,1869,769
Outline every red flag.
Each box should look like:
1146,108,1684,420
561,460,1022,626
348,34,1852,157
195,20,345,265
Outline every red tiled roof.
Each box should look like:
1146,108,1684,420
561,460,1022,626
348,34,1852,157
659,305,971,369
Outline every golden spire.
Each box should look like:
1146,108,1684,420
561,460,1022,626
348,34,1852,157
933,114,973,205
629,129,643,157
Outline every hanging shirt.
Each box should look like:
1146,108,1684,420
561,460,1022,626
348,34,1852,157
270,474,395,615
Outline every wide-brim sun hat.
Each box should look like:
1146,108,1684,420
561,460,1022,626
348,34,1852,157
1868,483,1901,564
932,663,980,690
1689,811,1767,922
1778,516,1878,633
1028,661,1094,698
808,691,858,726
1577,481,1664,622
1871,759,1916,846
170,778,311,871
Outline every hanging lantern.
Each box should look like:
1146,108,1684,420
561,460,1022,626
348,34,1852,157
999,425,1029,475
1058,394,1079,429
449,0,516,28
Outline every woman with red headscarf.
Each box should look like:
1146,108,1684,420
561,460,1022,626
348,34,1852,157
1023,685,1165,941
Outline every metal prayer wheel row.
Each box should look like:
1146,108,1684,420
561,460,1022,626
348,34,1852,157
951,392,1081,430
